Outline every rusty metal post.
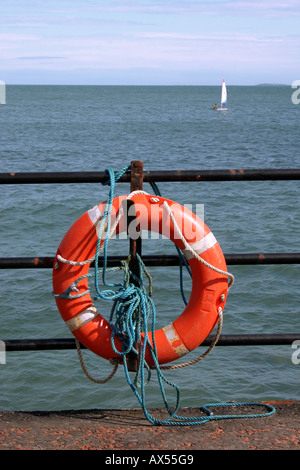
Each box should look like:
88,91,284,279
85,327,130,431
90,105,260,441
129,160,143,275
125,161,144,371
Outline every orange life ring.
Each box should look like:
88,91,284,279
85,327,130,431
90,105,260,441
53,193,229,367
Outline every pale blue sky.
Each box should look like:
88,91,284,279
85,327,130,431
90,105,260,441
1,0,299,85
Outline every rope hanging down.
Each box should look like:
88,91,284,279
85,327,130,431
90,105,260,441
55,165,275,425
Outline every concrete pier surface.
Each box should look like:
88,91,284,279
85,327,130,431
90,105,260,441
0,401,299,451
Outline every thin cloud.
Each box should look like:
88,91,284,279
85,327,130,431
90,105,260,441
18,56,66,60
137,32,284,44
0,33,38,41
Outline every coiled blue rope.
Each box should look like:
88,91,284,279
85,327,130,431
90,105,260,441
55,165,276,425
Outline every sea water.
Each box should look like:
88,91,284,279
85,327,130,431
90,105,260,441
0,85,299,411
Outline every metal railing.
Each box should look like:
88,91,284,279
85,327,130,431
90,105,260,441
1,161,300,352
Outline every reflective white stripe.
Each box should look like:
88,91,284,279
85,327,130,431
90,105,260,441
65,306,99,332
163,323,189,358
88,204,103,226
183,232,217,260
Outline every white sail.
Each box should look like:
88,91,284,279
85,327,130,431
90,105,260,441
213,79,228,111
221,79,227,108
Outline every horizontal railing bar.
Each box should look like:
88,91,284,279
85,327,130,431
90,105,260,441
144,169,300,182
3,334,299,351
1,169,300,184
1,253,300,269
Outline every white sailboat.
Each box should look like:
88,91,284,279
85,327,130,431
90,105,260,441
213,79,227,111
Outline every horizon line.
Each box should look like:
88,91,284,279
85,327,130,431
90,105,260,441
3,82,291,87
